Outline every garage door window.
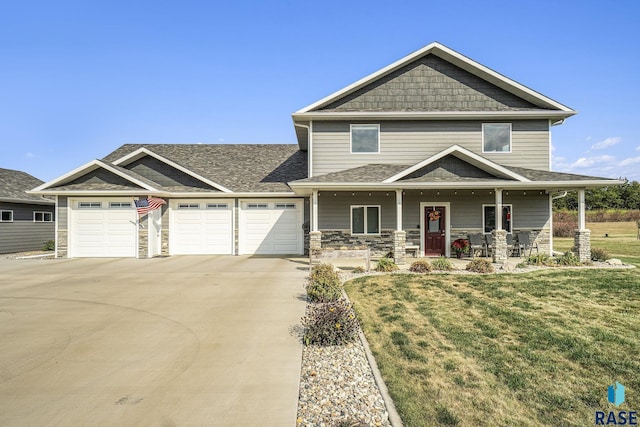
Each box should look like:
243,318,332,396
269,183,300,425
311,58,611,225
78,202,102,209
178,203,200,209
206,203,228,209
247,203,268,209
275,203,296,209
109,202,132,208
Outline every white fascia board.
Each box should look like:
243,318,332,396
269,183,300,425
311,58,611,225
382,145,530,183
29,160,157,193
31,190,170,196
112,147,232,193
289,179,624,191
292,110,575,121
167,192,298,197
295,42,575,114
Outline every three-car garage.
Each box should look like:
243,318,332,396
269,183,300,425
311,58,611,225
66,197,304,258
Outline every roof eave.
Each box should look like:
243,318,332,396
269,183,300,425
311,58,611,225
0,196,55,205
293,110,576,121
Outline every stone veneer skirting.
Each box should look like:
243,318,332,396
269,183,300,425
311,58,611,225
320,230,394,257
56,229,68,258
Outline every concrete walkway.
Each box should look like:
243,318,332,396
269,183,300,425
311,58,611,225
0,255,308,426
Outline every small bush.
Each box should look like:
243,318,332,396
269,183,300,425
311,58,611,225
353,266,366,274
376,258,399,272
525,253,552,266
591,247,611,262
307,263,342,302
409,260,432,273
466,258,494,273
301,299,359,346
555,251,581,266
431,256,454,271
42,240,55,251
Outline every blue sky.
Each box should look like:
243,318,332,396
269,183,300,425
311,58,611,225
1,0,639,182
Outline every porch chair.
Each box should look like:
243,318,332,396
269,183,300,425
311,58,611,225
516,232,538,257
484,233,493,258
506,234,519,257
468,233,487,257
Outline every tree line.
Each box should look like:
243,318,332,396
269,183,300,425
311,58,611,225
553,179,640,210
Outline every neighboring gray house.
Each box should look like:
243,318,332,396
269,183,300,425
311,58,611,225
30,42,620,261
0,167,55,253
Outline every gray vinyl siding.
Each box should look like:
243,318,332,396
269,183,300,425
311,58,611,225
312,120,549,175
318,192,396,230
0,202,55,253
317,190,549,233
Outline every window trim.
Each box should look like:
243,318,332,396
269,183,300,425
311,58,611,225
482,204,513,234
350,124,380,154
0,210,14,222
33,211,53,222
350,205,381,235
482,123,512,154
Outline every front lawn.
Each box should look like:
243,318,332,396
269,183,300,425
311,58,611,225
345,265,640,425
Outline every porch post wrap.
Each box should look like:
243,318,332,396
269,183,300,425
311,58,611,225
495,188,503,231
577,189,586,230
309,231,322,251
311,190,319,232
396,189,403,231
492,229,508,263
393,230,406,265
573,229,591,262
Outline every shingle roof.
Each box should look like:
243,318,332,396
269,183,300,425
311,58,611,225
0,167,54,203
103,144,307,193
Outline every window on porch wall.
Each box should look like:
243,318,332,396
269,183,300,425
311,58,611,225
483,205,512,233
351,206,380,234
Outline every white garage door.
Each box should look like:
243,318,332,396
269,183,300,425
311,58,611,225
239,200,303,255
170,200,233,255
70,199,137,258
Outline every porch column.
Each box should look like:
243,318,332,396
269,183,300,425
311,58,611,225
492,188,508,263
393,189,406,265
309,189,322,253
573,189,590,262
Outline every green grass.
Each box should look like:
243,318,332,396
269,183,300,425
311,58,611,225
344,227,640,426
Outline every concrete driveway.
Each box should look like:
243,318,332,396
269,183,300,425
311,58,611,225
0,256,308,426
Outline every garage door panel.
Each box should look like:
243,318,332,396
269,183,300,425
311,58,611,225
71,199,137,258
170,201,233,255
239,200,303,255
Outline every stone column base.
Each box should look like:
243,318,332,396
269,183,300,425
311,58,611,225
309,231,322,251
393,231,406,265
573,229,591,262
492,230,508,263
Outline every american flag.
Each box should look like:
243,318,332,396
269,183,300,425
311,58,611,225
135,197,166,215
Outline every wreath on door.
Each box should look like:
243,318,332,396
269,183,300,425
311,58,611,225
428,210,441,221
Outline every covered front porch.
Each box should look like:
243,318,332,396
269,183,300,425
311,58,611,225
306,187,592,265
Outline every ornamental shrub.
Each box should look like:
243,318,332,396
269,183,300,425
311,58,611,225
431,256,454,271
42,240,55,251
555,251,581,266
465,258,494,273
301,298,359,346
376,258,399,272
306,263,342,302
590,247,611,262
409,260,432,273
525,253,552,266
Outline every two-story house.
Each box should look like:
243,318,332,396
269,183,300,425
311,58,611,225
30,43,619,261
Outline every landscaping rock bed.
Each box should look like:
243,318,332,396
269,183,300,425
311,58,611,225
297,339,391,427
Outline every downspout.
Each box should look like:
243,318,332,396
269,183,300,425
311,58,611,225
552,191,568,200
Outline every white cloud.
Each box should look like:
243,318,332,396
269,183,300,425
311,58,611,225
636,145,640,151
591,136,621,150
620,156,640,166
570,155,615,169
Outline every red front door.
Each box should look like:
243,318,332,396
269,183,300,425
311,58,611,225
424,206,446,256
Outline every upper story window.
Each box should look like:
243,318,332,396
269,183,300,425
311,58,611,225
34,211,53,222
0,210,13,222
482,123,511,153
351,124,379,154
